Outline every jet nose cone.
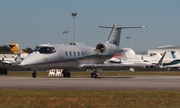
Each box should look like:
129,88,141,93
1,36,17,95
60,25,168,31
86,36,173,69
20,56,34,68
20,61,25,66
20,59,28,67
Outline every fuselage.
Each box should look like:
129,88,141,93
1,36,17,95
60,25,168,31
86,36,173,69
107,57,153,66
20,23,146,71
1,57,17,64
163,59,180,68
12,53,28,59
21,44,114,69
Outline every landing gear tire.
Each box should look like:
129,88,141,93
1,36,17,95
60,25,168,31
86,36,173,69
91,72,98,78
32,71,37,78
91,73,94,78
67,72,71,77
63,71,71,78
63,73,66,78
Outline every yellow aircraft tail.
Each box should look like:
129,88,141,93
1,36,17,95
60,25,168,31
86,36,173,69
8,42,27,54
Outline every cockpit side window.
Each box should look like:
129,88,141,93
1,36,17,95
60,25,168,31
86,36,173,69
37,46,56,54
34,46,40,52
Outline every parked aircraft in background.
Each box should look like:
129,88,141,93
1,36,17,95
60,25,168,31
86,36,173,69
106,57,153,67
20,23,147,78
108,47,178,66
6,42,28,59
158,51,180,68
118,48,163,64
0,42,28,65
1,51,22,65
145,50,180,66
104,48,153,67
1,56,17,65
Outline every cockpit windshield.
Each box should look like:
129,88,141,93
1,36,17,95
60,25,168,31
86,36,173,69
34,46,56,54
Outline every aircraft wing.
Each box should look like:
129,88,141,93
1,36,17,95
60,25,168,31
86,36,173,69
79,63,146,69
1,60,11,64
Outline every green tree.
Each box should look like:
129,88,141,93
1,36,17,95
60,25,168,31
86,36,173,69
22,47,33,53
0,46,12,54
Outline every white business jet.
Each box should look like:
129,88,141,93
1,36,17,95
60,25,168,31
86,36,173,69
21,23,146,78
158,51,180,68
0,42,29,65
111,48,163,66
1,50,22,65
104,48,153,67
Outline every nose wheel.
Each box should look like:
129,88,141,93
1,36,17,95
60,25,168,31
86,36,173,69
91,72,98,78
32,71,37,78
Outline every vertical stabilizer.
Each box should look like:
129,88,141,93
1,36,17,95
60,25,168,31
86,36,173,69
157,52,166,66
123,48,136,58
171,51,180,59
99,23,147,46
106,23,121,46
8,42,27,54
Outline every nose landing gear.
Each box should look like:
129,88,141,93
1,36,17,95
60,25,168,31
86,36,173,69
32,71,37,78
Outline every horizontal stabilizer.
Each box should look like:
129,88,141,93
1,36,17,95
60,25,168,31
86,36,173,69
99,23,147,46
99,25,147,29
79,62,153,69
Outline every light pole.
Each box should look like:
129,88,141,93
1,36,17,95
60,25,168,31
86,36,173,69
126,36,131,47
71,12,77,43
63,30,69,45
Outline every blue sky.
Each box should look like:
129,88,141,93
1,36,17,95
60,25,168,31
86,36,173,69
1,0,180,52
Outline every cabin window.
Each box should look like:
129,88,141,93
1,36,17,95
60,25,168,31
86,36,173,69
69,51,72,56
65,51,68,56
78,52,80,56
74,51,76,56
81,52,84,56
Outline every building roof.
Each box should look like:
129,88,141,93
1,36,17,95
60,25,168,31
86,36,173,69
150,45,180,50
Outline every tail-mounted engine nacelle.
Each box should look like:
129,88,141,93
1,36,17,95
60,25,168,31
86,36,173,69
95,43,118,55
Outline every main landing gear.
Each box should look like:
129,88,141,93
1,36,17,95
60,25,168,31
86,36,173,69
62,69,71,78
31,69,99,78
90,69,99,78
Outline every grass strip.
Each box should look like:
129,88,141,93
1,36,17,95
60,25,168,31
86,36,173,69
0,90,180,108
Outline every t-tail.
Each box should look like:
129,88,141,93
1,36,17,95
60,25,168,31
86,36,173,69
171,51,180,59
8,42,27,54
99,23,147,46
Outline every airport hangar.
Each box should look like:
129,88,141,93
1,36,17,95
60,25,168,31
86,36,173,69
147,45,180,56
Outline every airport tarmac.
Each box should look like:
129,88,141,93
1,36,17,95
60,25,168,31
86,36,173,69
0,76,180,90
1,65,180,71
